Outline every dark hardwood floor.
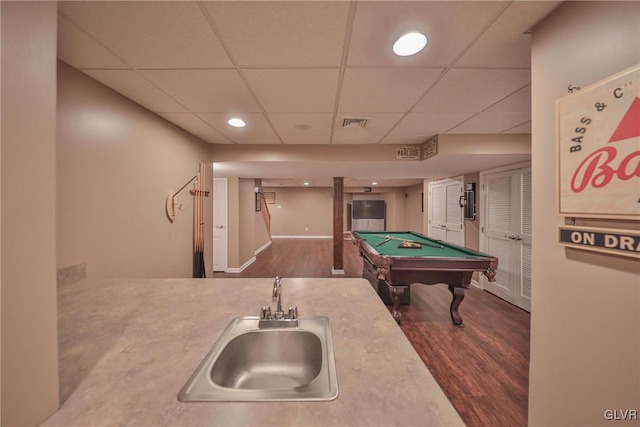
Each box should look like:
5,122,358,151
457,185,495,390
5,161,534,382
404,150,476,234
213,238,531,427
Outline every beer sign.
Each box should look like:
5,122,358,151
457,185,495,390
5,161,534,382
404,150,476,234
556,64,640,219
558,225,640,259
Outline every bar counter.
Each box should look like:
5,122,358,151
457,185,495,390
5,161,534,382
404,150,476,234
41,278,463,426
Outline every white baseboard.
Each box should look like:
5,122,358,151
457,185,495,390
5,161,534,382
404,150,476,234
332,268,345,275
225,256,256,273
255,240,272,255
271,235,332,239
470,279,481,289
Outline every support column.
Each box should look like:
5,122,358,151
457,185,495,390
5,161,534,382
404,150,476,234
332,177,345,274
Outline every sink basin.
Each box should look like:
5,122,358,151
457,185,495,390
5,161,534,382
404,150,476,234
178,316,338,401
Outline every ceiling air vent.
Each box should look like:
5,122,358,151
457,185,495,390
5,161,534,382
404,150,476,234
342,117,368,129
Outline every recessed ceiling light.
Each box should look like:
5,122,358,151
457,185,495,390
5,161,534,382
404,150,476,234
303,182,310,186
393,32,427,56
372,182,378,186
227,118,246,128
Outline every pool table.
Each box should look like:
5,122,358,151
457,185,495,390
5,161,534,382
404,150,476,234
352,231,498,327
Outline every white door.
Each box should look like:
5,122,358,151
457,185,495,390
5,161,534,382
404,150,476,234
481,166,532,312
428,178,464,245
213,178,227,272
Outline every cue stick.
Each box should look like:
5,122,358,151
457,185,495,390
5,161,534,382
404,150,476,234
202,165,206,247
197,163,206,277
198,165,202,254
374,234,444,249
197,165,203,275
375,236,392,247
193,179,198,276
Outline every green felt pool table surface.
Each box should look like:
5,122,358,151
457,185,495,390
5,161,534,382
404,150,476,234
352,231,490,258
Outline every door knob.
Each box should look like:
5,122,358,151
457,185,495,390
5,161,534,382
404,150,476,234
215,225,224,229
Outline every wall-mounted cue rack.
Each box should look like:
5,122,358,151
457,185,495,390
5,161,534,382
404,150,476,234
165,162,210,277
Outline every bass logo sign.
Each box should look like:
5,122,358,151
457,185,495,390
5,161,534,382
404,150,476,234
557,64,640,219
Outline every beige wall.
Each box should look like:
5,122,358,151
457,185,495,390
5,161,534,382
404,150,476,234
529,2,640,426
226,178,241,268
212,135,530,161
350,188,406,231
1,2,59,425
404,183,424,233
254,194,271,254
264,187,333,237
261,185,416,238
238,179,257,264
222,179,270,269
57,62,212,279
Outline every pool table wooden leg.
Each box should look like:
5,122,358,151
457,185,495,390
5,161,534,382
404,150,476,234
448,285,465,328
388,285,407,325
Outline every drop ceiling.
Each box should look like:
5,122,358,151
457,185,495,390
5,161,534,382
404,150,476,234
57,1,561,187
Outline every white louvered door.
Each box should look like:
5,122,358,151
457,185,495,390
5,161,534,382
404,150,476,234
445,182,464,246
429,183,447,240
428,178,464,245
481,166,532,312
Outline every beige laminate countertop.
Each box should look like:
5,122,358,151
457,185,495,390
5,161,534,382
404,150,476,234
42,278,464,427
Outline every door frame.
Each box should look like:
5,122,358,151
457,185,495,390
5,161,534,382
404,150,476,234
213,177,228,272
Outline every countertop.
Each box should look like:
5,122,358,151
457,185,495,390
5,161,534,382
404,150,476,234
42,278,464,426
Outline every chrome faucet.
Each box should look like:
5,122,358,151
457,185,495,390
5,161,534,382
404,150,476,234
273,275,283,318
260,275,298,327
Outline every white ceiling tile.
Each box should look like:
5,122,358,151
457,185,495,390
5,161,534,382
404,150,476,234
56,0,544,180
502,122,532,134
198,113,281,145
196,134,236,145
281,136,332,145
268,113,333,137
59,1,232,69
83,70,188,113
140,70,260,113
348,1,507,67
158,113,218,136
448,112,531,133
457,1,562,68
413,68,531,113
202,1,349,67
389,112,475,136
486,85,531,113
339,68,443,113
57,15,129,70
244,70,339,113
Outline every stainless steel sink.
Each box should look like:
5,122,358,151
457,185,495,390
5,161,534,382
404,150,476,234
178,316,338,401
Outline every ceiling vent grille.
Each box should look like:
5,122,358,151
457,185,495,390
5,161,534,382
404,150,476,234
342,117,368,128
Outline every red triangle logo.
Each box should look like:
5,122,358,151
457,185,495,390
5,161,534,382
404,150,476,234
609,96,640,143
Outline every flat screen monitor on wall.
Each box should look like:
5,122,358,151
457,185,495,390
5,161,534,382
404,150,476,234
352,200,385,219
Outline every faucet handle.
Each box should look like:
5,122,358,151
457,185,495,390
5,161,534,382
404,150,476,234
288,306,298,320
260,306,271,320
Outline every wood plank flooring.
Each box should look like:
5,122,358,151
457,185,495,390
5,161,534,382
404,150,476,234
213,238,531,427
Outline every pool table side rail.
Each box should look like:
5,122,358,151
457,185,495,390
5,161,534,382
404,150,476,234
353,231,492,258
351,232,498,279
